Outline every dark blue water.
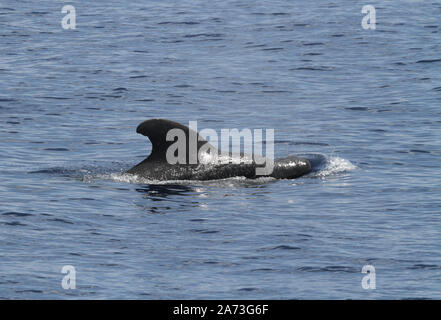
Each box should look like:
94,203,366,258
1,0,441,299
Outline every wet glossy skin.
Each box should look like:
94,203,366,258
126,119,311,180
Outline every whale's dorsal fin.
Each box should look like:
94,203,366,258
136,119,213,162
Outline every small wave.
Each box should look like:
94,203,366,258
307,156,356,178
91,172,276,186
34,156,355,185
29,167,84,176
94,156,356,185
297,265,359,273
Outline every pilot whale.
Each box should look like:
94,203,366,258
126,119,311,180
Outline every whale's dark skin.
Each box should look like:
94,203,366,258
126,119,311,180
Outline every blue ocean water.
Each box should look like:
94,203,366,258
1,0,440,299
